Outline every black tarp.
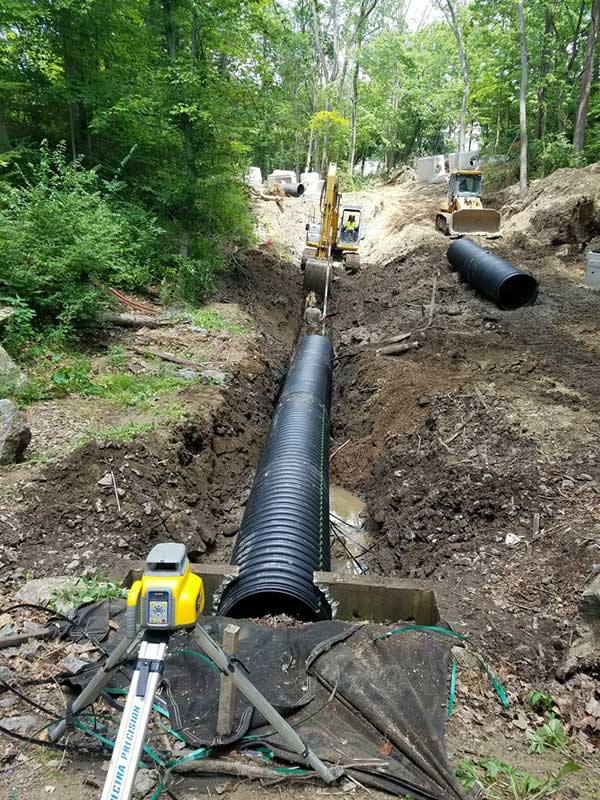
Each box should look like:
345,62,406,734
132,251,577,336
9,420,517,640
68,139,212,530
64,601,468,800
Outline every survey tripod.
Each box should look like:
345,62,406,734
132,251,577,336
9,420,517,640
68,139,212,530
48,543,341,800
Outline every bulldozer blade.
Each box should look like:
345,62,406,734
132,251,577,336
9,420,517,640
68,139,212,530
450,209,501,236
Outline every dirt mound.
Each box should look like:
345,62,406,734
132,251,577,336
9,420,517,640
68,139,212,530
489,163,600,246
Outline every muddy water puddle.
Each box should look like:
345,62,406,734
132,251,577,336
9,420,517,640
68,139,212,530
329,484,371,574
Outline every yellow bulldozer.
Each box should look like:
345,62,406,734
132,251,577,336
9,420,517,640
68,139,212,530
301,164,362,326
436,169,501,237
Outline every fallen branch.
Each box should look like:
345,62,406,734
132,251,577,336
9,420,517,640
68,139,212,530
129,345,198,370
330,439,351,462
172,758,315,781
337,332,412,360
376,341,420,357
101,312,173,329
248,185,284,212
413,270,439,333
108,287,159,316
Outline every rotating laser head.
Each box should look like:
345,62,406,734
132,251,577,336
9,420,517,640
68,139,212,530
126,543,204,638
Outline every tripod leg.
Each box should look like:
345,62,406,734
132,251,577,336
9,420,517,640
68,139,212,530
101,637,168,800
192,627,342,785
48,632,142,742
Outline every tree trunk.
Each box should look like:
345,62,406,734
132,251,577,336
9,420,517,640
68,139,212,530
573,0,600,153
348,58,359,173
441,0,469,152
0,109,9,151
535,10,552,141
518,1,528,198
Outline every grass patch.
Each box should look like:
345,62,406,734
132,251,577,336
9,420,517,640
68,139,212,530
80,420,156,445
189,306,250,335
15,348,193,408
91,372,189,407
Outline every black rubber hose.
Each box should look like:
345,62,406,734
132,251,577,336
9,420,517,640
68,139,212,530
218,335,333,622
447,238,538,310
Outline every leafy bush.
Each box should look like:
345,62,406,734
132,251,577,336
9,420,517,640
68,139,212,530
0,143,165,334
529,134,585,178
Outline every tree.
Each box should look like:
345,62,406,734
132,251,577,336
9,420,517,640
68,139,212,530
573,0,600,153
438,0,470,152
518,0,528,197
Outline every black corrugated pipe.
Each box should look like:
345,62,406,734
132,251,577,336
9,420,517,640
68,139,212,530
447,238,538,310
218,335,333,621
282,181,305,197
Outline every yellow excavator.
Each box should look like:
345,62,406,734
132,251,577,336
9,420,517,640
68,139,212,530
301,164,362,326
436,169,501,237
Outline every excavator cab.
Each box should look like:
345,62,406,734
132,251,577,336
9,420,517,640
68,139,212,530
437,169,501,237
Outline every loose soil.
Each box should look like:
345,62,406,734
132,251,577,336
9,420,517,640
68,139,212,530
2,170,600,799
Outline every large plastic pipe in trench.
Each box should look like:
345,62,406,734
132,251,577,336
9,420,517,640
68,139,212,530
447,238,538,310
218,335,333,621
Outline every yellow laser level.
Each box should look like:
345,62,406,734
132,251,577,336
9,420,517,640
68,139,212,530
126,543,204,638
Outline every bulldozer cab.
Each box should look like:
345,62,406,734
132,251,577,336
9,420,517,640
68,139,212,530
338,205,362,249
449,170,482,202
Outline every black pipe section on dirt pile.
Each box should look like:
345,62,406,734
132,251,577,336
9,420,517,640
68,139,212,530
218,335,333,622
447,238,538,310
282,181,305,197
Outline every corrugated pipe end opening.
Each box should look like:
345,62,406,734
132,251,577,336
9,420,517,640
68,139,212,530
220,588,331,622
498,274,539,310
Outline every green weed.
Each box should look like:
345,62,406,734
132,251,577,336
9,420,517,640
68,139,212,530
50,575,126,609
80,420,155,444
527,715,567,755
455,755,579,799
189,306,250,335
105,345,128,369
91,372,189,408
525,690,555,714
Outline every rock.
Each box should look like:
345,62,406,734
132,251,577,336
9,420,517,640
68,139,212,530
97,472,114,488
200,369,227,385
177,368,199,381
0,665,13,682
0,346,27,395
443,303,464,316
15,576,80,614
59,655,89,675
0,399,31,465
579,573,600,618
133,768,158,798
2,714,42,736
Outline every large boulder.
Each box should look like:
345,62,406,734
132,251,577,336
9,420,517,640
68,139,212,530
0,344,26,395
0,399,31,464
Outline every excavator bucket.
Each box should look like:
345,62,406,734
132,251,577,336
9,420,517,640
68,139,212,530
450,208,501,236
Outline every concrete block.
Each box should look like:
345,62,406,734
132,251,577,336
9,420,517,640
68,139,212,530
585,251,600,289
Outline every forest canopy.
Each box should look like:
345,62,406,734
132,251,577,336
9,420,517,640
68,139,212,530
1,0,600,333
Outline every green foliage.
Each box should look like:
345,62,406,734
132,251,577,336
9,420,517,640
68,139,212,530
81,420,156,444
0,144,165,334
529,134,586,178
16,353,94,404
525,689,555,714
526,714,567,754
310,111,351,164
15,346,190,407
189,307,250,334
50,575,126,610
90,372,191,408
455,755,579,799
